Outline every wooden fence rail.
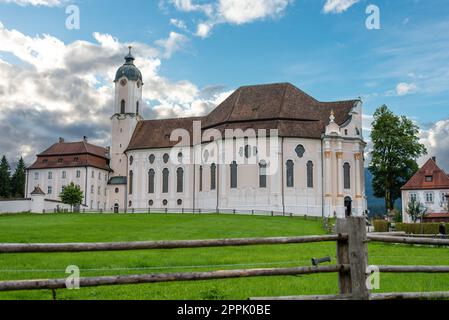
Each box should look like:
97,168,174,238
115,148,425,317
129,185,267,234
367,234,449,246
0,235,345,254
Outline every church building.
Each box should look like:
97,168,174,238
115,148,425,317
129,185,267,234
26,49,367,217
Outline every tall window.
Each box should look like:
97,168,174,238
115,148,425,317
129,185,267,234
286,160,294,188
120,100,126,114
343,163,351,189
129,170,133,195
199,166,203,192
426,192,434,203
62,171,66,179
230,161,238,189
148,169,155,194
91,185,94,194
177,168,184,193
162,168,169,193
76,170,81,178
48,186,52,195
211,163,216,190
259,161,267,188
410,193,417,202
307,161,314,188
48,172,52,180
136,101,139,115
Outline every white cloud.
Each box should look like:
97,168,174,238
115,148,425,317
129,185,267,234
323,0,359,14
155,31,189,58
420,119,449,171
170,18,188,31
0,0,62,6
0,22,230,164
168,0,292,38
395,82,417,96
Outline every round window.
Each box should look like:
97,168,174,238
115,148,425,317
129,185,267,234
115,188,119,194
177,199,183,206
163,153,169,164
295,145,306,158
163,199,168,206
149,200,154,206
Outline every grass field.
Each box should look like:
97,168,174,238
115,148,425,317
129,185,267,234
0,213,449,300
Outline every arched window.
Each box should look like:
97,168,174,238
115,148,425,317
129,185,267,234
129,170,133,195
120,100,126,114
177,168,184,193
230,161,238,189
162,168,169,193
199,166,203,192
136,101,139,115
259,161,267,188
307,161,314,188
148,169,155,194
344,163,351,189
211,163,216,190
286,160,294,188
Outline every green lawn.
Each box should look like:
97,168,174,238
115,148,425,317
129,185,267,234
0,213,448,300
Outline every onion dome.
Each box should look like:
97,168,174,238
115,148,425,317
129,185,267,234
114,46,143,83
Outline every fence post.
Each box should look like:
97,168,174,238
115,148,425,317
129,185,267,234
336,217,370,300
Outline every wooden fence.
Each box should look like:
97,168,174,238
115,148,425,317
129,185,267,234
0,217,448,300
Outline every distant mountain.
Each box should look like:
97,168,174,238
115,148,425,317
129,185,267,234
365,168,401,217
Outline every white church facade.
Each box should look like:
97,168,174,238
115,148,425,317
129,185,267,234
23,49,367,218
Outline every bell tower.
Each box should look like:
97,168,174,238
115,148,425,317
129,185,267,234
110,46,143,178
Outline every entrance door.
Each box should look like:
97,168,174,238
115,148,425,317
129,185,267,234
114,203,119,214
344,197,352,217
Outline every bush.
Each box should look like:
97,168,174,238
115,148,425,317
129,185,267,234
373,220,390,232
396,223,449,235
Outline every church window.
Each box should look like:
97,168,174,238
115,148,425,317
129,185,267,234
149,154,155,164
177,199,183,206
91,185,94,194
230,161,238,189
295,145,305,158
163,199,168,206
129,170,133,195
286,160,294,188
211,163,216,190
115,188,119,194
199,166,203,192
148,169,155,194
307,161,314,188
259,161,267,188
121,100,126,114
129,156,134,165
177,168,184,193
149,200,154,206
344,163,351,189
136,101,139,115
163,153,170,164
162,168,169,193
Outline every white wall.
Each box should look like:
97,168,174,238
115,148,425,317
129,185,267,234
0,200,31,214
402,189,449,222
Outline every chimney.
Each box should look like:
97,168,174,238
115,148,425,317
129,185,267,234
59,137,65,143
432,156,437,163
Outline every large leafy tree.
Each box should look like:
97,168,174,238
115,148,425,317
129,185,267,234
369,105,427,212
0,156,11,199
11,157,26,198
59,182,84,212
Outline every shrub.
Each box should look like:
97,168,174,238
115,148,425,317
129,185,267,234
373,220,390,232
396,223,449,235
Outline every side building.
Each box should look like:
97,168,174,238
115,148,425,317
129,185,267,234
25,137,112,211
401,157,449,222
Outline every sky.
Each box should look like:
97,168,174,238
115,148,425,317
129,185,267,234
0,0,448,170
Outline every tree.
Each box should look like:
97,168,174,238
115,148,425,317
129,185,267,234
406,198,427,223
369,105,427,212
11,157,26,198
0,156,11,199
59,182,84,212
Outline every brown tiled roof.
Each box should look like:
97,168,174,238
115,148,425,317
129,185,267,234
127,83,359,151
28,140,111,171
401,158,449,190
38,141,109,158
30,186,45,195
425,213,449,219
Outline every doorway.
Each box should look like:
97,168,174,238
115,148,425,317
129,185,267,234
114,203,119,214
344,197,352,217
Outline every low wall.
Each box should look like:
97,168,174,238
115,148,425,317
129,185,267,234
0,199,31,214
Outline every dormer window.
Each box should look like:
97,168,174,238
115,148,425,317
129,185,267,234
58,158,63,164
74,157,79,162
425,176,433,182
43,159,48,164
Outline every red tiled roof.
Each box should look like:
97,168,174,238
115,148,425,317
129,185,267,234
127,83,359,151
401,158,449,190
425,213,449,219
28,140,111,171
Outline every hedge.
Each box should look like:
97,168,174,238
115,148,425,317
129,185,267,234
373,220,390,232
396,223,449,235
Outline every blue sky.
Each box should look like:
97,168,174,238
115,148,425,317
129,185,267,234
0,0,449,169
